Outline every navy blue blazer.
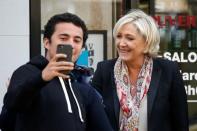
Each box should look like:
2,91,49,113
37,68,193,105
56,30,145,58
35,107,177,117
91,58,189,131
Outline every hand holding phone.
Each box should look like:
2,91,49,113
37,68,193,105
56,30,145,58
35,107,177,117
56,44,73,74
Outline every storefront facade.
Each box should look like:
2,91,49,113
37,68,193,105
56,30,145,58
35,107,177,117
30,0,197,130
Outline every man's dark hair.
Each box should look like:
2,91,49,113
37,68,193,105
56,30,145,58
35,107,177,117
43,12,88,47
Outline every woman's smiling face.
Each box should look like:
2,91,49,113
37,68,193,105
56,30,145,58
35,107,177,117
115,23,146,63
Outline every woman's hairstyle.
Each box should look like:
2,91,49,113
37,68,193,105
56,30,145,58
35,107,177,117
113,9,160,57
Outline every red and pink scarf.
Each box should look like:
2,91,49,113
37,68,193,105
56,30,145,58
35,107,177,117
114,56,153,131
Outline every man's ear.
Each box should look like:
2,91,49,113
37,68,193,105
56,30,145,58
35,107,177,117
43,38,50,50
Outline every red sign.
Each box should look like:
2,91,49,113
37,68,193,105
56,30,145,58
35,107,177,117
153,15,196,28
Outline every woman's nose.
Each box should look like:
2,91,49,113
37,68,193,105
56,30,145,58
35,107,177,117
118,38,127,46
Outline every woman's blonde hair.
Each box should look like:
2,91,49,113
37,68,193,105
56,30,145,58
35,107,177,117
113,9,160,57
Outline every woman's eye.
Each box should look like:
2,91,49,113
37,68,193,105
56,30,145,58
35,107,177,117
127,37,134,41
116,35,121,38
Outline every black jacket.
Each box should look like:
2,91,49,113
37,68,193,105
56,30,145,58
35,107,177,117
91,58,189,131
1,55,112,131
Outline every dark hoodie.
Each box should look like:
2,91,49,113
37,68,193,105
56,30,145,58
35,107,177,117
1,55,113,131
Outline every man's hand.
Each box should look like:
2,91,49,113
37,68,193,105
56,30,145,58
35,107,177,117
42,54,74,81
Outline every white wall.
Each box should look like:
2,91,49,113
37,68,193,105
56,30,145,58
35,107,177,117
0,0,29,111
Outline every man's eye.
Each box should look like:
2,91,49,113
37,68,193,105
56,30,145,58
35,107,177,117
60,37,66,40
75,39,82,43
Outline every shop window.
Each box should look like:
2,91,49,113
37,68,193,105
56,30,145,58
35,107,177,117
154,0,197,130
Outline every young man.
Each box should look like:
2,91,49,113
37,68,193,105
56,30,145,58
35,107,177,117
1,12,112,131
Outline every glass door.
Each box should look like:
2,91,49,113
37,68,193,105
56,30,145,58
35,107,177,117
154,0,197,130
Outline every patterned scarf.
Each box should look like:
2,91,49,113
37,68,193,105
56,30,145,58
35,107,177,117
114,56,153,131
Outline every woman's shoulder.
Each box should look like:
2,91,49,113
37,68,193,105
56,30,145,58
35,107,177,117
153,57,179,70
97,58,117,67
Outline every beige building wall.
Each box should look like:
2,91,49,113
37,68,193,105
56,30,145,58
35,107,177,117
0,0,29,111
41,0,115,59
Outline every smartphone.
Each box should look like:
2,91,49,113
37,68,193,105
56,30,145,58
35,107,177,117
56,44,73,74
56,44,73,62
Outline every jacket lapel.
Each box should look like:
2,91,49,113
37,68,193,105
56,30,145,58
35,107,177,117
147,59,161,119
110,59,162,125
111,68,120,126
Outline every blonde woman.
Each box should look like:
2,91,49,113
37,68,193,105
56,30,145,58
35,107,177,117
91,9,188,131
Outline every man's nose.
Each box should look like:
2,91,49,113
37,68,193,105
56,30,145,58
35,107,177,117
65,40,74,48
